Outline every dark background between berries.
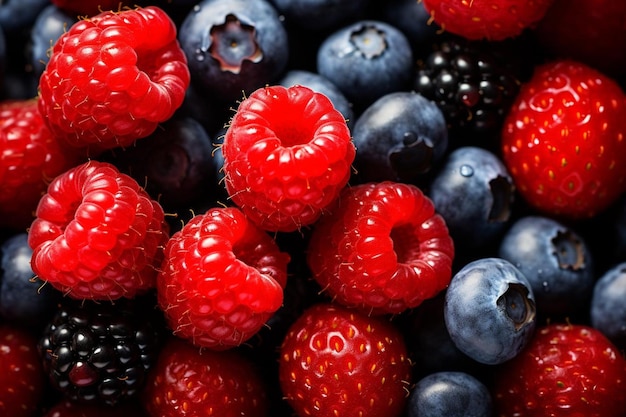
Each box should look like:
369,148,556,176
0,0,626,416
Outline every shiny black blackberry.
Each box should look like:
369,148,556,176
414,37,533,150
38,297,164,406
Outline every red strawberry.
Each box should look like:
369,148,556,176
278,302,413,417
38,6,190,153
142,336,270,417
0,324,45,417
43,398,148,417
156,206,290,350
421,0,555,41
501,59,626,219
307,181,454,315
222,84,355,232
534,0,626,79
0,98,85,231
28,160,170,300
493,323,626,417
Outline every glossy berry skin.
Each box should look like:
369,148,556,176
0,324,45,417
493,323,626,417
38,298,163,406
142,336,270,417
269,0,368,32
0,98,85,231
0,233,60,328
30,5,78,79
307,181,455,315
278,302,412,417
444,258,536,365
407,371,493,417
502,59,626,219
28,160,170,300
351,91,448,184
590,262,626,350
498,215,595,319
156,206,290,350
222,84,355,232
421,0,555,41
428,146,515,251
179,0,289,103
38,6,190,152
317,20,414,109
278,69,354,130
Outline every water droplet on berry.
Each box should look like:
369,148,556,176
460,164,474,177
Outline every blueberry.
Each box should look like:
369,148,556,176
407,371,493,417
278,69,354,129
269,0,369,32
590,262,626,350
102,116,218,212
179,0,289,104
351,91,448,184
498,215,595,319
428,146,515,251
316,19,414,110
444,257,536,365
30,5,79,79
0,0,49,33
0,233,61,329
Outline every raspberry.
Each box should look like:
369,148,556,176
307,181,455,315
222,84,355,232
156,206,290,350
27,160,170,300
37,6,190,152
0,98,85,231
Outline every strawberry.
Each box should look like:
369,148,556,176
222,84,355,232
492,323,626,417
0,324,45,417
534,0,626,80
37,6,190,153
156,206,290,350
0,98,85,231
28,160,170,300
142,336,270,417
278,302,413,417
501,59,626,219
307,181,455,315
421,0,555,41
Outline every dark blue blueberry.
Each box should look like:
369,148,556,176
269,0,369,32
278,69,354,129
30,5,79,79
179,0,289,103
351,91,448,184
316,19,414,110
590,262,626,351
498,215,595,319
0,0,49,34
0,233,61,329
102,116,218,212
407,371,493,417
444,257,536,365
428,146,515,252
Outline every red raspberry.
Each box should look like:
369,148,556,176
28,160,170,300
307,181,455,315
0,98,85,231
156,206,290,350
51,0,132,17
142,337,270,417
38,6,190,153
222,84,355,232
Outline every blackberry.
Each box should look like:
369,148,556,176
414,36,533,151
38,296,164,406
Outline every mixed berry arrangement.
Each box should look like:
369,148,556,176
0,0,625,416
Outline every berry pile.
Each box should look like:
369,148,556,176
0,1,625,416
